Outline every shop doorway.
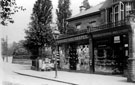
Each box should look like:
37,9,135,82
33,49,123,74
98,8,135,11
113,35,128,74
69,44,78,70
113,43,124,73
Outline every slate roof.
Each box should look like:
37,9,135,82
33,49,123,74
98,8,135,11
100,0,113,10
67,0,113,21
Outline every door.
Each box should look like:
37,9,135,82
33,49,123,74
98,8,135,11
113,43,124,74
69,44,78,70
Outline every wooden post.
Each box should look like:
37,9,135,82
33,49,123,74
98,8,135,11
89,34,95,73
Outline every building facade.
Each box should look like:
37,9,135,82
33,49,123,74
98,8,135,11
57,0,135,82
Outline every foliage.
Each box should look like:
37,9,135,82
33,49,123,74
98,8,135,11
24,0,54,59
1,39,29,58
56,0,72,34
66,25,78,35
0,0,26,26
12,40,29,56
7,42,18,56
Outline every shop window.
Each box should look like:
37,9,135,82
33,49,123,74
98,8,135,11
97,49,104,57
77,45,90,71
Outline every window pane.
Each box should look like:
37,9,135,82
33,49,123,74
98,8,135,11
115,6,118,12
121,11,124,20
121,3,124,10
115,14,119,21
133,2,135,9
89,21,96,27
76,24,81,29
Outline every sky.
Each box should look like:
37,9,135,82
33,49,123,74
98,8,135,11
1,0,105,44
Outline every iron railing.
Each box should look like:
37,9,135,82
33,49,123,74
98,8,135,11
89,18,129,32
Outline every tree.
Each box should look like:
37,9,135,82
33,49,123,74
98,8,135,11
7,41,18,56
0,0,26,26
24,0,54,60
56,0,72,34
66,25,78,35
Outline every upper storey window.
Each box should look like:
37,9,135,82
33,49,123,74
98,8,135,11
125,2,131,16
89,21,96,27
114,5,119,22
113,0,120,3
120,2,124,20
108,8,113,23
112,2,125,22
133,2,135,10
76,23,81,30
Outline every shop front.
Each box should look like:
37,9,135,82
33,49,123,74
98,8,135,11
58,34,91,72
94,34,129,74
57,24,130,75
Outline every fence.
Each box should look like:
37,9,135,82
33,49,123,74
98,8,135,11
12,55,31,65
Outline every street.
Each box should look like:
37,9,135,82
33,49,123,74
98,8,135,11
1,62,69,85
1,61,134,85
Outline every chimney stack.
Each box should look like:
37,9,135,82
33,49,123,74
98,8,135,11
80,6,86,12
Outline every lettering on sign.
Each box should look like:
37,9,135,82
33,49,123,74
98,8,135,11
57,35,88,43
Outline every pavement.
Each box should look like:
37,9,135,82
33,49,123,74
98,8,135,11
13,64,135,85
2,62,70,85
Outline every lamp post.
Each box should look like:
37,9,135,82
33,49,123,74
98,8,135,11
52,28,60,78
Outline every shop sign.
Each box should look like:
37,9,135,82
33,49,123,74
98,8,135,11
57,35,88,43
114,36,120,43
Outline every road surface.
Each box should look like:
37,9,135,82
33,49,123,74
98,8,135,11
1,62,69,85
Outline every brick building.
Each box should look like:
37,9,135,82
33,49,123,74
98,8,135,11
57,0,135,82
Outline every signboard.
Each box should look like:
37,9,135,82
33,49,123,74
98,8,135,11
57,35,88,44
114,36,120,43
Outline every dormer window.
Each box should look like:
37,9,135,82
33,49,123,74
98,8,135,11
76,23,81,30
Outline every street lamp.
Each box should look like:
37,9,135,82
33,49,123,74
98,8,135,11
52,27,60,78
